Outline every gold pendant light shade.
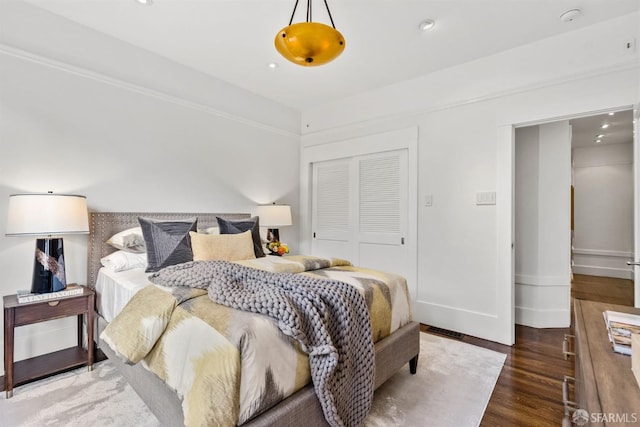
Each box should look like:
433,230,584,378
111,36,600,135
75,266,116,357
275,0,345,67
275,22,345,66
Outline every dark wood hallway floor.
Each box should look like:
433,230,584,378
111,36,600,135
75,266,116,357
571,274,634,307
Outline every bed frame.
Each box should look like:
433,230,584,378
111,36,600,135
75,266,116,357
87,211,420,426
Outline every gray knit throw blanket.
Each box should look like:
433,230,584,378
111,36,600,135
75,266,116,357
149,260,374,427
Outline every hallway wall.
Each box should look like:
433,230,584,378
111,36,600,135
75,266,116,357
572,142,634,279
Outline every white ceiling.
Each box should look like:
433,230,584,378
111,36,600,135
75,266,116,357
20,0,640,110
570,110,634,148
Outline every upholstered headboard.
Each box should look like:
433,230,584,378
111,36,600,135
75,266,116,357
86,212,251,289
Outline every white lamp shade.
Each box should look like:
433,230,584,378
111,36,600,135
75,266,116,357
256,205,292,227
6,193,89,236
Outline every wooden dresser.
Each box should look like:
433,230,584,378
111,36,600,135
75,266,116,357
568,300,640,425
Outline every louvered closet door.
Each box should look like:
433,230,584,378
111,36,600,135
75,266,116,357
312,150,408,274
356,150,408,273
311,158,353,260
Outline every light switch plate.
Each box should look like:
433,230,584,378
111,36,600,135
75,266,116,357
476,191,496,205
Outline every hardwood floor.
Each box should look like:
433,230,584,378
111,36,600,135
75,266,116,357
571,274,634,306
473,326,572,426
421,324,572,426
423,274,634,427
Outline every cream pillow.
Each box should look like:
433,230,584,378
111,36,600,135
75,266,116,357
190,230,256,261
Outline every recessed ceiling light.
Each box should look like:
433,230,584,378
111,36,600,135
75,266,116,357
601,124,609,129
596,134,605,138
559,8,581,22
595,139,602,143
608,112,615,116
268,62,279,69
419,19,436,31
136,0,152,4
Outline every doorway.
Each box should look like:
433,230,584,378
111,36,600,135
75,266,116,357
570,110,635,306
513,108,636,329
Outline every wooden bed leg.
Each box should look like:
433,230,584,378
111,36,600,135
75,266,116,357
409,355,419,374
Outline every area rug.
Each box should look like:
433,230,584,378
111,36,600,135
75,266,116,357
0,333,506,427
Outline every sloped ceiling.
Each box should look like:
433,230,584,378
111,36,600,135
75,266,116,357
14,0,640,109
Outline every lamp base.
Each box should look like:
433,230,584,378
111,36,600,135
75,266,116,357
31,238,67,294
266,228,280,244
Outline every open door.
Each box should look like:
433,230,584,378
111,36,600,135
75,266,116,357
632,106,640,307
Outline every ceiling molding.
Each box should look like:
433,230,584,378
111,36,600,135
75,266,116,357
300,61,640,143
0,43,300,139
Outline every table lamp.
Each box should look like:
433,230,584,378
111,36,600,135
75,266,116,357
255,204,292,244
6,193,89,293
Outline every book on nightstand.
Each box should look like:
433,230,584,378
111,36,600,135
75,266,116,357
603,310,640,356
16,284,84,304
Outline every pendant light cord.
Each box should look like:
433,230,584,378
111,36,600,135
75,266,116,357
287,0,337,29
288,0,300,25
323,0,336,28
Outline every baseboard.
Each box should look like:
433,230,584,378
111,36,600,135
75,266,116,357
572,248,633,258
515,306,570,328
515,274,571,286
572,248,634,280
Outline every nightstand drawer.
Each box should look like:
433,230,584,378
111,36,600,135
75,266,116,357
13,297,89,326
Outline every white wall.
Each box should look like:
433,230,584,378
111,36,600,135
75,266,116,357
0,4,301,375
301,12,640,344
515,127,539,280
515,122,572,328
572,142,634,279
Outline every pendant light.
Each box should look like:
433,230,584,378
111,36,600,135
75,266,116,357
274,0,345,67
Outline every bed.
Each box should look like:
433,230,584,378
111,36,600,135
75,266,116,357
87,211,420,427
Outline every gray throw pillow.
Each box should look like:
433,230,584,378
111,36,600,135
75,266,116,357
217,216,265,258
138,217,198,272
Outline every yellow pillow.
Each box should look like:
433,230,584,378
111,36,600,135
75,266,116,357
189,230,256,261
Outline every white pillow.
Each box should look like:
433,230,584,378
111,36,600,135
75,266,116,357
100,250,147,272
106,227,146,253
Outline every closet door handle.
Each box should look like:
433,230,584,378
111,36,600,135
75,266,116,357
627,261,640,266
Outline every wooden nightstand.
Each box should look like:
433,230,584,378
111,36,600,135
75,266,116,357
3,286,95,398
